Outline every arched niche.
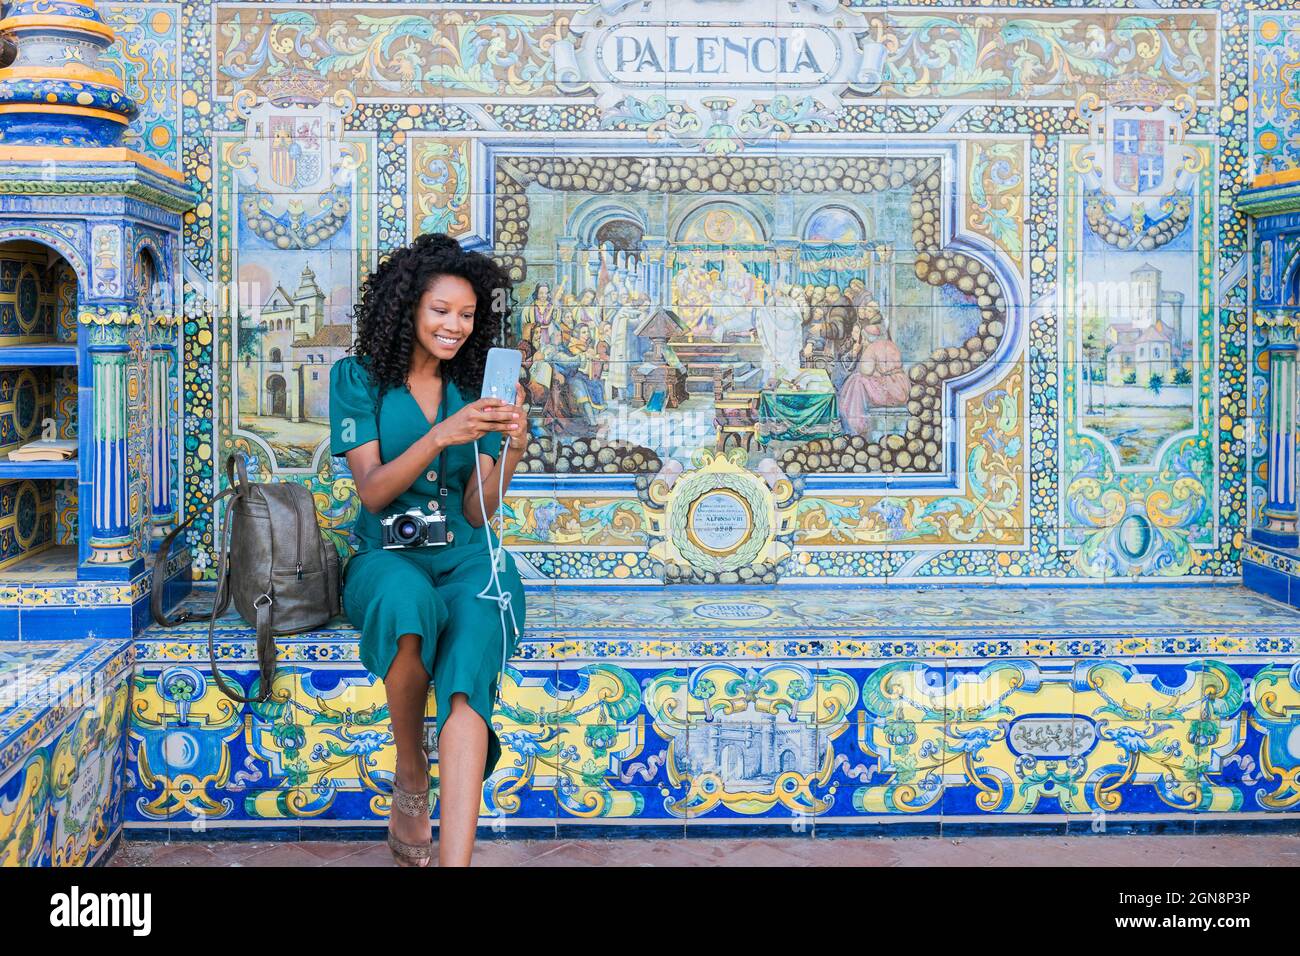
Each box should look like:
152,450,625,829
671,200,769,244
0,234,84,565
800,204,871,243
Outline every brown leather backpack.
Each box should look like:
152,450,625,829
151,453,341,703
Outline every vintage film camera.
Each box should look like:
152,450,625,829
381,507,452,549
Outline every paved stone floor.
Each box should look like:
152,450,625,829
107,834,1300,867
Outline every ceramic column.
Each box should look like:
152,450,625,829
642,237,665,307
773,240,798,288
86,342,133,563
148,331,176,534
1258,310,1299,547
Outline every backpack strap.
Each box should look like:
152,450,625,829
151,484,236,627
227,451,253,497
150,453,276,704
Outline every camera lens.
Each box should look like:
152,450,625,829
394,517,421,542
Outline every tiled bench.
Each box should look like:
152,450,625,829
0,639,134,865
122,583,1300,839
0,546,193,641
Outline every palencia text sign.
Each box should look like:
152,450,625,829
555,0,886,143
604,26,841,87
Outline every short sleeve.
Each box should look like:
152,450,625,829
478,427,504,463
329,357,379,456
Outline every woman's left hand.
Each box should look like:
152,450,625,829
502,383,527,425
503,383,529,458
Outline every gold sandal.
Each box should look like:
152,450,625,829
387,779,433,867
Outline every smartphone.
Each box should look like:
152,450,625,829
482,347,523,403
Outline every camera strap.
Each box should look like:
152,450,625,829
429,391,449,501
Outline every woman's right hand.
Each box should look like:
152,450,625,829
432,397,521,446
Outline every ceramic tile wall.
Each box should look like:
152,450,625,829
120,0,1284,587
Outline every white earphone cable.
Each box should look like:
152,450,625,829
473,434,520,707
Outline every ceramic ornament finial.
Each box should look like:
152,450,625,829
0,0,136,147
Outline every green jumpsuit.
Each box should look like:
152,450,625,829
328,355,526,782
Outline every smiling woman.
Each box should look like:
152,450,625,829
349,233,508,402
330,232,529,867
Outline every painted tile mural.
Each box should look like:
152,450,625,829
140,0,1287,585
101,3,183,172
1252,12,1300,177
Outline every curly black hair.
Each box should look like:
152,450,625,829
348,232,514,400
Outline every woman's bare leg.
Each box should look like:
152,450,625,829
436,692,488,867
384,633,432,852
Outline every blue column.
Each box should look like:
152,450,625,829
1256,310,1299,548
86,343,134,563
643,237,666,307
149,340,176,532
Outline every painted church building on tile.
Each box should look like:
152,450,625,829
1104,263,1190,386
238,265,348,425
